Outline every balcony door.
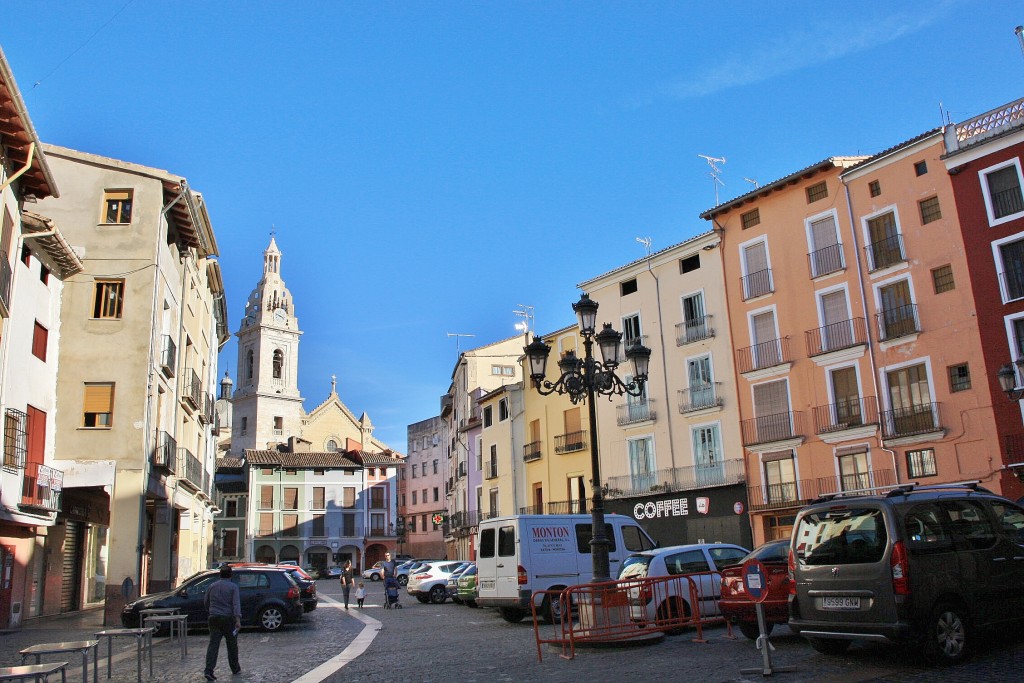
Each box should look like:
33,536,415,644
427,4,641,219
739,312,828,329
628,437,655,491
692,425,723,486
838,450,870,491
820,289,853,351
743,241,770,298
809,214,842,277
879,280,914,339
751,310,780,368
687,355,714,409
568,476,586,514
867,211,901,269
763,452,797,504
681,292,707,342
563,407,583,452
829,367,863,428
886,363,934,434
753,379,792,443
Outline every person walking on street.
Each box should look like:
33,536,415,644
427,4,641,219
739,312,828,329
340,560,355,609
381,552,396,580
204,565,242,681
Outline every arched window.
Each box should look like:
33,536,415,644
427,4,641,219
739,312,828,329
246,349,254,380
326,439,338,452
273,349,284,379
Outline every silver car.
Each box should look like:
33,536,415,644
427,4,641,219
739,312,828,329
406,561,465,604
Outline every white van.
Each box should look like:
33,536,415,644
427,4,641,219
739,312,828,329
475,514,657,623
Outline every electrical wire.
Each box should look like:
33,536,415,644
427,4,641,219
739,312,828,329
32,0,138,89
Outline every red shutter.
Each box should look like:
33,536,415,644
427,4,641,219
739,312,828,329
26,406,45,467
32,322,47,361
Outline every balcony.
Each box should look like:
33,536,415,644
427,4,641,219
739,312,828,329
617,399,656,426
485,461,497,479
181,368,201,409
865,234,906,272
518,500,587,515
737,337,791,374
747,469,898,512
813,397,879,434
994,186,1024,219
554,430,587,454
457,461,467,478
20,462,63,511
603,458,745,499
741,411,803,447
178,447,203,491
741,268,774,300
805,318,868,357
523,441,542,462
876,304,920,342
440,393,453,418
881,402,941,439
675,315,714,345
678,383,723,413
152,431,177,472
159,335,176,377
807,243,845,278
0,249,11,316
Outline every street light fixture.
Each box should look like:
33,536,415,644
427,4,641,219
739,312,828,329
997,360,1024,401
524,293,652,583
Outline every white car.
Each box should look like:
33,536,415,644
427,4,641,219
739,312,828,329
617,543,748,625
406,561,465,604
362,562,385,581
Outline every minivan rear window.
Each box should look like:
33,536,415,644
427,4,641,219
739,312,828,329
479,528,495,558
498,526,516,557
795,507,887,566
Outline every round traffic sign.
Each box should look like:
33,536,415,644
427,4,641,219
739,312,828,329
742,558,770,604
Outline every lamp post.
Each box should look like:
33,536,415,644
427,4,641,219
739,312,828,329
524,293,652,583
997,360,1024,401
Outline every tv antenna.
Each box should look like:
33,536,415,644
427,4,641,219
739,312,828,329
698,154,726,205
744,177,760,189
513,304,534,337
636,236,652,257
446,332,475,352
1016,26,1024,60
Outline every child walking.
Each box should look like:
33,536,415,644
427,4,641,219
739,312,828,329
355,581,366,608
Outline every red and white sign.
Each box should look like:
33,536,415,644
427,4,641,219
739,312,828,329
696,497,709,514
734,501,745,515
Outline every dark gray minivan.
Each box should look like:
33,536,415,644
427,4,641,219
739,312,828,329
788,482,1024,664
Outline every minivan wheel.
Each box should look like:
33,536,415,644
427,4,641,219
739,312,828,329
924,603,968,665
808,637,851,655
258,605,285,632
429,585,447,604
396,575,408,586
541,590,567,624
499,607,526,623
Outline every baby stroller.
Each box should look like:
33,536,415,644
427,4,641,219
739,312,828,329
383,577,402,609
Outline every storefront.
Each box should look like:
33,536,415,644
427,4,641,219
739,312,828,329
604,483,753,550
57,487,111,613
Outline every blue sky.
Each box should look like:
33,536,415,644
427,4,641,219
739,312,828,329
3,2,1022,449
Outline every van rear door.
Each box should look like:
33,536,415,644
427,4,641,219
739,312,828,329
476,524,498,602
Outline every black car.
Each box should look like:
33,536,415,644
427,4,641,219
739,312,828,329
121,566,304,632
278,566,317,612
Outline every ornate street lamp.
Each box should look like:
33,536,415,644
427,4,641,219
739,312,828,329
998,360,1024,401
524,293,652,582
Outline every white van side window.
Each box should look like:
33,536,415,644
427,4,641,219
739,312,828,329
480,528,495,558
621,525,655,551
575,524,616,554
498,526,516,556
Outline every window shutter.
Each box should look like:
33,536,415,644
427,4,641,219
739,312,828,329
284,487,298,509
26,406,46,466
744,242,768,273
820,291,848,327
752,311,775,345
260,485,273,508
753,380,789,416
810,215,839,250
83,384,114,413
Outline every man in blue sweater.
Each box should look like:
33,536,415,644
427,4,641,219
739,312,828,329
204,565,242,680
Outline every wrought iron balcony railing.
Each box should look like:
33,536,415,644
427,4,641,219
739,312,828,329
617,399,656,426
881,402,941,439
21,462,63,511
675,315,714,345
182,368,201,408
554,430,587,454
876,304,920,342
160,335,176,377
152,431,177,472
737,337,790,374
807,242,845,278
178,447,203,490
678,383,723,413
741,268,774,300
865,234,906,272
523,441,542,462
603,458,745,499
805,318,868,356
813,396,879,434
741,411,803,447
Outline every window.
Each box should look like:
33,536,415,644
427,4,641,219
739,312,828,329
31,321,47,361
39,265,49,285
680,291,710,343
914,160,928,176
282,514,298,537
102,189,133,224
498,398,509,421
433,487,439,502
837,449,870,491
932,265,955,293
907,448,937,477
749,309,781,369
3,409,27,469
622,314,642,347
412,490,418,505
326,439,338,452
741,240,772,299
948,363,971,392
283,487,298,510
272,349,283,379
488,444,498,479
93,278,125,319
741,208,760,229
222,529,238,556
628,437,655,491
433,459,438,474
82,383,114,428
752,380,793,442
261,467,272,475
807,214,843,277
411,464,417,479
806,181,828,203
489,488,499,517
763,451,797,504
245,350,254,380
997,237,1024,301
919,196,942,224
343,487,356,508
878,279,918,340
982,161,1024,223
483,406,493,428
866,211,904,270
370,512,385,535
408,516,416,532
491,365,515,376
258,513,274,536
621,278,638,296
576,523,617,554
273,416,283,434
370,487,385,509
240,416,248,435
869,180,881,197
225,499,238,517
259,485,273,509
342,513,356,536
885,363,936,437
311,514,325,537
692,425,722,483
679,254,700,273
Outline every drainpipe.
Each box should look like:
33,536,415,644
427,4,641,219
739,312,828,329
841,179,900,483
0,142,35,194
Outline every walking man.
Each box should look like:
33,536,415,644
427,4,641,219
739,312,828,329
340,560,355,609
204,565,242,681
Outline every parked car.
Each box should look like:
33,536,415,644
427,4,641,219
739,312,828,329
301,566,321,580
719,539,791,639
617,543,749,626
455,564,479,607
323,566,344,579
121,566,303,632
276,565,318,612
277,560,299,567
362,562,385,581
789,482,1024,665
395,560,434,586
446,562,474,603
406,561,465,604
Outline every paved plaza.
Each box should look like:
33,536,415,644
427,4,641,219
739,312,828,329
3,579,1023,682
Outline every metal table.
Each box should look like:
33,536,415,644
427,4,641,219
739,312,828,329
137,607,179,618
19,640,97,683
93,628,154,682
0,662,68,683
142,613,188,658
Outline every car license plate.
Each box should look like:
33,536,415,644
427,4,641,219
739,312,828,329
821,596,860,610
480,579,495,590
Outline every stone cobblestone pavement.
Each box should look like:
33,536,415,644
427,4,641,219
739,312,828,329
3,580,1023,682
